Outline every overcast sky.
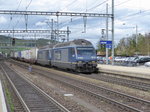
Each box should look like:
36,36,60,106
0,0,150,47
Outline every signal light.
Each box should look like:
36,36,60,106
12,38,15,46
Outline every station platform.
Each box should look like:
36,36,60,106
98,64,150,80
0,80,8,112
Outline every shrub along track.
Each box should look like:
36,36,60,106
10,60,150,112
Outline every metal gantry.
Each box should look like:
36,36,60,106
0,10,112,43
0,8,115,64
13,34,51,37
0,10,113,18
0,29,71,34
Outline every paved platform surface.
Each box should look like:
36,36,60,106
98,64,150,79
0,80,8,112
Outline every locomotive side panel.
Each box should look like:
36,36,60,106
51,48,71,69
37,49,50,66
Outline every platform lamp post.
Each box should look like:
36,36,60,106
106,3,109,65
111,0,115,65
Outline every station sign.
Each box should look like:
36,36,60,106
100,40,112,44
106,44,112,49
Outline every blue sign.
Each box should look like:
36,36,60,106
100,40,112,44
106,41,112,44
106,44,112,49
100,40,107,44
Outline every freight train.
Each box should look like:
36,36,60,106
11,39,98,73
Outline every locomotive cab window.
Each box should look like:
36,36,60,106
77,47,96,56
71,48,75,57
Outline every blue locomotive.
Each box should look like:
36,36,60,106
51,39,98,73
37,44,54,66
13,39,98,73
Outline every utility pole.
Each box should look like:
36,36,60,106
135,25,138,55
12,27,14,46
34,33,36,47
51,19,54,41
67,26,69,42
106,3,109,65
57,15,59,42
111,0,115,65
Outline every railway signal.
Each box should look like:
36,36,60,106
12,38,15,46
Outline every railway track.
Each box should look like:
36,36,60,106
0,71,26,112
82,73,150,91
11,59,150,91
10,60,150,112
33,69,150,112
0,62,70,112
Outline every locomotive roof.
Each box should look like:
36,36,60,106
54,39,93,48
38,44,55,49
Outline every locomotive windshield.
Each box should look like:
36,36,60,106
76,47,96,57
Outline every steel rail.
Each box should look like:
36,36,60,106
1,62,70,112
36,70,143,112
10,60,150,111
0,64,30,112
86,73,150,91
10,66,70,112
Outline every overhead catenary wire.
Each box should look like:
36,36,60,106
79,0,150,28
14,0,33,30
5,0,147,42
6,0,23,29
33,0,113,36
95,0,134,13
58,0,113,36
58,0,110,31
115,0,133,7
26,0,32,10
87,0,109,11
113,0,150,21
61,0,78,11
116,9,150,20
16,0,23,10
59,0,111,30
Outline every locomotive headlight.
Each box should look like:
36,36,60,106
91,56,96,59
92,61,96,63
78,57,83,59
78,61,82,63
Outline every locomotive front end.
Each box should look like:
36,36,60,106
76,47,98,73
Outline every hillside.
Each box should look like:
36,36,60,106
0,35,55,53
0,35,54,46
